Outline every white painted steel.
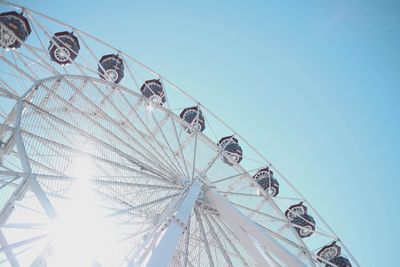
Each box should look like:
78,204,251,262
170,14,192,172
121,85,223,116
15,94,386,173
0,2,359,266
136,180,202,267
206,188,306,267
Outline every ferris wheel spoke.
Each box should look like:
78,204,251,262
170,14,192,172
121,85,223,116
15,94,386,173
163,105,191,179
58,78,181,181
190,130,199,180
211,214,264,267
135,125,186,179
0,176,19,190
28,132,140,191
56,78,178,175
0,68,30,82
0,222,47,230
0,233,48,254
23,11,60,73
35,78,63,109
0,230,21,267
23,124,179,186
118,54,143,93
12,150,68,179
116,225,155,244
195,135,241,180
14,138,58,223
197,149,225,179
0,90,18,104
94,187,178,224
114,91,186,178
172,130,192,155
92,179,180,191
21,139,69,183
152,117,190,178
0,55,35,83
0,78,20,99
255,223,307,254
94,189,143,213
231,195,317,265
211,167,260,185
207,213,250,267
194,208,215,267
149,112,188,178
23,100,176,181
200,209,233,267
116,92,186,179
107,192,180,217
0,167,21,176
11,51,39,81
0,175,18,183
208,166,316,265
21,14,58,75
98,85,116,108
229,201,286,223
11,51,55,78
0,160,24,182
95,183,181,210
11,203,46,217
22,131,177,186
74,30,118,83
115,102,183,180
9,52,31,96
229,207,307,254
218,190,264,199
0,175,38,228
106,180,176,214
274,196,304,202
263,250,282,267
148,112,168,136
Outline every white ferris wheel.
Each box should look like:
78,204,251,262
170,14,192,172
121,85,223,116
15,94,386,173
0,2,360,267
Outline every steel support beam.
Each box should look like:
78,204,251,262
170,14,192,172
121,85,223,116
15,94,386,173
206,188,306,267
131,179,203,267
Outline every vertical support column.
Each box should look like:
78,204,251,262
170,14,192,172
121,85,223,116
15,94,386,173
206,188,306,267
132,179,203,267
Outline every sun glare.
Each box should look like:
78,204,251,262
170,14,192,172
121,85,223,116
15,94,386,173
46,148,116,266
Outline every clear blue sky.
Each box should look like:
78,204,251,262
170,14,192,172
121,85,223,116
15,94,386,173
6,0,400,266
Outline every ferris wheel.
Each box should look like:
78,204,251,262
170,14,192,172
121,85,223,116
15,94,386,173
0,2,360,267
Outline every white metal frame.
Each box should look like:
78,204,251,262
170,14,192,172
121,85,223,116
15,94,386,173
132,179,203,267
0,1,360,266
